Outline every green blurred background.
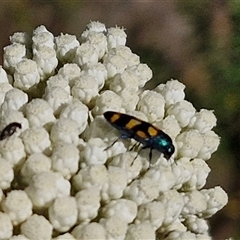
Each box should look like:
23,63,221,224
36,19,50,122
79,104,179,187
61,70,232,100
0,1,239,238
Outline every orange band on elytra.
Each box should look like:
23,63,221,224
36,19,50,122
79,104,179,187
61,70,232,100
126,118,142,129
148,126,158,136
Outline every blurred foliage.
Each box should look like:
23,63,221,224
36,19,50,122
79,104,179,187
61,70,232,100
180,1,240,238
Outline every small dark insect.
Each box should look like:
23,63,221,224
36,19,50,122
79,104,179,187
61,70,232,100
0,122,22,140
104,111,175,161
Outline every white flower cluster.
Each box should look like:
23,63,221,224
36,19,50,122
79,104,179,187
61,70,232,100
0,21,227,240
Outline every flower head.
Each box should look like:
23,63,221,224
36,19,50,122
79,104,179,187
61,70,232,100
0,21,227,239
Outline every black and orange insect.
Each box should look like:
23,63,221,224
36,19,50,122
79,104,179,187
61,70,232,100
104,111,175,160
0,122,22,140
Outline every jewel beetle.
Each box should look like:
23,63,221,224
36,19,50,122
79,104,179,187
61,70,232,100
103,111,175,160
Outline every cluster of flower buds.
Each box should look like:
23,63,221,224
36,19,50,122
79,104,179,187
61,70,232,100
0,21,227,239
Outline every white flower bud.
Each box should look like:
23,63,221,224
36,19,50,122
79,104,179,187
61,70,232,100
144,164,176,193
100,217,128,240
92,90,123,116
101,199,137,223
25,172,70,208
21,127,51,155
0,137,26,167
0,212,13,239
198,131,220,160
0,65,12,83
80,138,107,167
0,83,13,105
110,46,139,64
119,89,139,112
171,158,193,189
50,118,79,145
138,90,165,122
20,214,52,240
14,59,40,90
21,153,52,184
32,32,55,50
200,186,228,218
43,86,72,115
9,32,32,54
87,21,106,31
49,196,77,232
104,139,128,161
75,187,101,222
10,32,32,47
74,42,98,66
47,74,70,94
58,63,81,87
83,115,110,140
156,115,181,139
158,219,186,235
71,223,106,240
158,190,184,225
85,32,107,60
127,64,153,88
2,190,33,226
3,43,26,73
51,142,79,179
108,152,143,183
72,165,108,191
181,190,207,215
124,176,160,205
59,100,88,134
109,68,141,93
34,25,53,35
189,109,217,133
181,158,210,191
103,52,127,78
155,79,185,106
71,75,99,106
107,27,127,49
81,62,107,90
0,158,14,190
135,201,165,230
184,215,209,234
33,46,58,77
177,130,204,158
102,166,128,201
25,98,55,128
167,100,196,127
81,21,106,41
55,33,79,62
1,88,28,113
108,58,128,80
125,223,155,240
